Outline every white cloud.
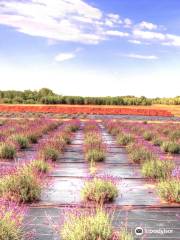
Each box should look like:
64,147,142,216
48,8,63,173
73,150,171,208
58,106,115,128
133,30,166,41
125,54,158,60
124,18,132,27
138,21,158,30
128,39,142,44
164,34,180,46
0,0,127,45
0,0,180,48
55,52,76,62
105,30,129,37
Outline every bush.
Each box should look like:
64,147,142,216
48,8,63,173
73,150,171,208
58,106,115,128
39,147,59,161
85,132,102,146
11,135,29,149
61,209,113,240
116,133,134,146
0,167,41,203
0,200,25,240
85,149,105,162
59,133,71,144
0,143,16,159
31,160,51,173
81,177,118,203
143,131,154,141
157,179,180,203
142,159,174,179
169,131,180,141
119,228,134,240
127,144,155,163
27,133,39,143
161,141,180,154
152,137,162,146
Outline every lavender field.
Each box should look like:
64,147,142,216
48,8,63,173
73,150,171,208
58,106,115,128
0,117,179,240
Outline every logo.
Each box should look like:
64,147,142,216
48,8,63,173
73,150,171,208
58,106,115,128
135,227,144,236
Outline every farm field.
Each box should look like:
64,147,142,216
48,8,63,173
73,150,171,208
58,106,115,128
0,104,180,116
0,117,180,239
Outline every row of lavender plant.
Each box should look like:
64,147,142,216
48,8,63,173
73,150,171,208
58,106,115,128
0,118,60,160
37,120,80,161
0,120,81,239
58,120,134,240
104,120,180,204
83,120,107,163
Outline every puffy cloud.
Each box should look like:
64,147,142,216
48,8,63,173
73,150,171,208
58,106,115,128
138,21,158,30
0,0,180,48
0,0,125,44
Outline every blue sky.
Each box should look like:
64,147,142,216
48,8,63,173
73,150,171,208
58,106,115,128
0,0,180,97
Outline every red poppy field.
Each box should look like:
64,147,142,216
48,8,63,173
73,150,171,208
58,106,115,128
0,104,176,117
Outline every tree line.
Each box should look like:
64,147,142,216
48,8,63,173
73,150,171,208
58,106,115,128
0,88,179,105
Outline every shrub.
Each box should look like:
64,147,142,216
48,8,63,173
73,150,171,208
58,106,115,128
85,149,105,162
39,147,59,161
31,160,51,173
119,228,134,240
66,124,79,132
85,132,102,146
0,143,16,159
0,199,26,240
169,131,180,141
27,133,39,143
11,135,29,149
152,137,162,146
157,179,180,203
127,144,155,163
0,167,41,203
116,133,134,146
61,209,113,240
81,177,118,203
161,141,180,154
142,159,174,179
59,133,71,144
143,131,154,141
